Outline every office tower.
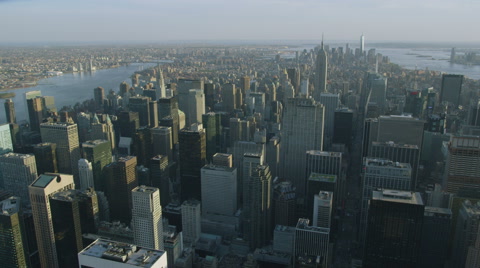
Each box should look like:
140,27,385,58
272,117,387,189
78,158,94,190
244,165,272,250
4,99,15,124
360,158,412,242
179,124,206,201
82,139,112,191
204,82,215,111
29,173,75,268
33,142,58,175
453,200,480,268
240,76,251,94
177,79,203,124
202,112,222,161
266,136,280,178
129,96,151,127
150,155,170,206
313,191,333,229
0,123,13,154
0,153,37,204
419,206,452,268
305,151,343,204
281,98,324,196
40,122,81,184
440,74,464,107
212,153,232,167
362,118,378,157
187,89,205,126
120,82,130,96
287,68,300,93
223,83,237,114
133,127,152,167
90,114,116,152
294,218,330,267
201,164,237,216
229,118,251,144
49,189,99,267
444,136,480,194
0,197,29,267
93,86,105,111
319,93,339,147
306,173,337,221
77,112,91,143
27,97,44,132
132,186,164,250
360,34,365,53
376,115,426,148
117,111,140,138
333,108,353,148
365,73,387,113
156,65,166,98
314,42,328,98
158,96,180,144
181,199,201,245
273,180,297,227
364,190,424,268
468,99,480,126
8,123,19,147
149,100,159,128
151,126,173,161
104,156,138,224
164,225,183,268
404,89,426,117
78,239,168,268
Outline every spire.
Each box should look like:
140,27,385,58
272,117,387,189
91,113,100,124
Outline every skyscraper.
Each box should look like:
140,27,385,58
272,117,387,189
243,165,272,250
93,87,105,111
0,153,37,204
117,111,140,138
158,96,180,145
222,83,237,114
273,180,297,227
150,155,170,206
29,173,75,268
181,199,201,245
33,142,58,175
187,89,205,126
376,115,426,148
0,123,13,155
78,158,94,190
202,112,222,161
366,72,387,113
360,34,365,54
151,126,173,161
201,164,237,216
314,42,328,98
281,98,324,196
313,191,333,228
90,114,116,152
177,79,203,125
333,108,353,148
419,206,452,267
0,196,29,268
364,190,424,268
104,156,138,224
131,185,164,250
156,65,166,98
27,97,44,132
179,124,206,201
4,98,16,124
305,151,343,205
40,123,81,184
294,218,330,268
440,74,464,107
129,96,151,127
319,93,339,147
82,139,112,191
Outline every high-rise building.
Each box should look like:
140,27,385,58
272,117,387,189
202,112,222,161
201,164,237,216
186,89,205,126
177,79,203,124
129,96,152,127
313,191,333,228
151,126,173,161
132,186,164,250
4,99,16,124
158,96,179,145
360,158,412,242
27,97,44,132
222,83,237,114
40,123,81,184
90,114,116,152
305,151,343,205
366,73,387,113
156,65,166,98
179,124,206,201
104,156,138,224
149,100,158,128
212,153,232,167
453,200,480,268
244,165,272,250
82,139,112,191
364,190,424,268
273,180,297,227
150,155,170,207
0,196,29,268
0,153,37,204
376,115,426,148
33,142,58,175
117,111,140,138
319,93,340,147
314,42,328,98
133,127,152,167
444,136,480,194
78,158,94,190
181,199,201,245
333,108,353,148
440,74,464,107
360,34,365,53
29,173,75,268
419,206,452,268
0,123,13,155
240,76,251,95
281,98,324,196
306,173,337,221
93,87,105,111
294,218,330,268
78,239,168,268
164,225,183,268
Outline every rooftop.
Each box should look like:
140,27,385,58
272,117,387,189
364,158,411,169
0,153,34,159
296,218,330,233
202,164,236,172
79,239,165,268
424,206,452,216
82,140,109,147
132,185,158,194
0,197,20,216
31,174,58,188
306,150,342,157
371,141,419,149
372,189,423,205
308,173,337,183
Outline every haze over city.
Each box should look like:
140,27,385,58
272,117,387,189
1,0,480,43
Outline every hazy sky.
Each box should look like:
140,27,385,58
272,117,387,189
1,0,479,43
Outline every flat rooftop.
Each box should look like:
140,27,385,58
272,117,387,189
308,173,337,183
364,158,411,169
306,150,342,157
0,197,20,216
31,174,57,188
202,164,236,172
79,239,165,268
372,189,423,205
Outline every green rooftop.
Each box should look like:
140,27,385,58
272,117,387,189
308,173,337,182
31,174,57,188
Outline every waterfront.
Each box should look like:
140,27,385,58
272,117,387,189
0,63,156,123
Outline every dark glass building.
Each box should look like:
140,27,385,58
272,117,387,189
179,125,206,201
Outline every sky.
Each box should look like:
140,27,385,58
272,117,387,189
1,0,479,44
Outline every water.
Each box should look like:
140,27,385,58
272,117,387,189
0,63,157,123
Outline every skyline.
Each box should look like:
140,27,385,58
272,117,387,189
1,0,480,43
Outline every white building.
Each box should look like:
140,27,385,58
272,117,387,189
131,186,164,250
187,89,205,126
313,191,333,228
78,239,168,268
78,158,94,190
181,199,201,245
201,164,237,216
